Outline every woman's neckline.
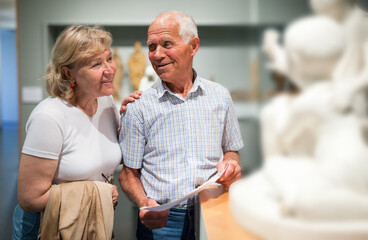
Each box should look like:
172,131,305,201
69,97,99,118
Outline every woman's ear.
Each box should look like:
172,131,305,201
61,66,72,80
189,37,200,57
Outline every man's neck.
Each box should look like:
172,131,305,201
164,69,197,98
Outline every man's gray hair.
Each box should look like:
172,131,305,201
158,11,198,44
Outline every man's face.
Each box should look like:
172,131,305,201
147,18,193,83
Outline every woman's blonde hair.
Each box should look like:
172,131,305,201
44,25,112,100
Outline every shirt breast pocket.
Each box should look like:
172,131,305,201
194,115,224,160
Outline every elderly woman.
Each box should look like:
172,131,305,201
12,25,122,239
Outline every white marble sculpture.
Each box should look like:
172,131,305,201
230,2,368,240
261,14,345,159
309,0,353,22
138,65,158,91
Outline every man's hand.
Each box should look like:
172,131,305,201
216,159,241,188
139,198,170,229
120,91,142,114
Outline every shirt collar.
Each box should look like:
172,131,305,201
157,69,203,100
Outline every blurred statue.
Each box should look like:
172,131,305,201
263,3,368,221
138,65,158,91
230,2,368,240
128,41,146,91
309,0,354,22
112,47,123,102
261,14,345,159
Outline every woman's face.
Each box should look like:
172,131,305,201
70,49,117,99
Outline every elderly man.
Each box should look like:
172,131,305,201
119,11,244,239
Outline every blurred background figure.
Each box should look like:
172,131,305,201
261,13,345,159
128,41,146,91
138,65,158,91
112,47,124,102
230,1,368,239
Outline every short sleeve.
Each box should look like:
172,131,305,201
22,112,63,160
222,94,244,153
119,104,145,169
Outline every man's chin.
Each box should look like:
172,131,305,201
157,73,168,81
156,68,171,79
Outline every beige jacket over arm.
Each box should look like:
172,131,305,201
39,181,114,240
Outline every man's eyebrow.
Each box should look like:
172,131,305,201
147,37,172,45
162,37,172,42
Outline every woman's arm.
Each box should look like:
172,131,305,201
17,153,58,212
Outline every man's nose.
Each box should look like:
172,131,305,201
154,46,165,59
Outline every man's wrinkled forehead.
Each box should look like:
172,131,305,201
147,19,179,43
148,14,177,33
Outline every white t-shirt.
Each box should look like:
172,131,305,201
22,96,122,184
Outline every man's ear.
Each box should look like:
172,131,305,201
189,37,200,57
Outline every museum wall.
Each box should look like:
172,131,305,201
17,0,310,172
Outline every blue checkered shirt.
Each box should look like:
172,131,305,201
119,75,244,207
